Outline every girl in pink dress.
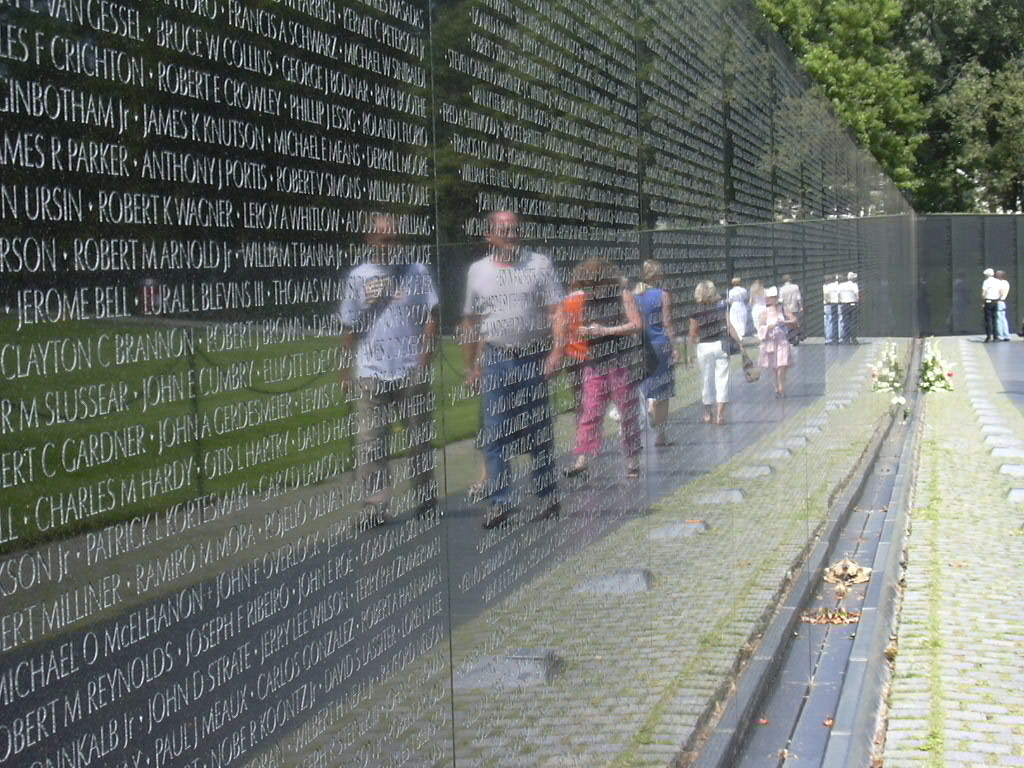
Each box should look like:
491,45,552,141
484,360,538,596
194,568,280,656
757,287,798,397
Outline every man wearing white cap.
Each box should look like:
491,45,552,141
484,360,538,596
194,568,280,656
981,267,1001,342
838,271,859,343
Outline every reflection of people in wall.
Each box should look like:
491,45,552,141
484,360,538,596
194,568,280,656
823,273,841,343
727,277,749,340
748,279,766,337
565,258,643,479
950,271,969,333
996,270,1011,341
689,280,741,426
340,213,439,524
778,274,803,345
757,286,798,398
635,260,678,447
982,267,1001,342
838,271,859,343
462,211,562,528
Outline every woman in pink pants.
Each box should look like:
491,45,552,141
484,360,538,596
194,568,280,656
563,259,644,479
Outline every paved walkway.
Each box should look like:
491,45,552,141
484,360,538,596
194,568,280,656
882,337,1024,767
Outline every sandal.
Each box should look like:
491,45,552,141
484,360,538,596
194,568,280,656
625,463,641,479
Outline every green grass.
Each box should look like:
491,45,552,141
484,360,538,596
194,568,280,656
0,315,518,553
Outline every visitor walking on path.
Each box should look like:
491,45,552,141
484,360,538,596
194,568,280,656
996,269,1011,341
635,260,678,447
689,280,743,425
727,277,749,340
565,258,644,479
756,286,798,398
982,267,1001,342
462,211,563,527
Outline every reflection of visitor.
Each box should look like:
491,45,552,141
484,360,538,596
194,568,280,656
689,280,741,426
727,277,749,340
838,271,859,343
757,287,798,398
982,267,1000,342
565,258,643,479
340,214,439,524
462,211,562,528
823,273,841,343
748,280,766,337
950,271,969,333
996,270,1011,341
635,260,677,447
778,275,803,345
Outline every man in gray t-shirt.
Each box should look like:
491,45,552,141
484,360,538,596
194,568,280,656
462,211,563,527
340,214,439,523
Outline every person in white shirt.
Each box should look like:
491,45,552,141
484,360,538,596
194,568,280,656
462,211,563,526
779,275,803,345
982,267,1002,342
340,214,439,523
727,277,749,340
823,274,841,343
995,270,1011,341
838,271,859,343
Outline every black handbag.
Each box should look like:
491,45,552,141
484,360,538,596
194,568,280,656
642,329,660,377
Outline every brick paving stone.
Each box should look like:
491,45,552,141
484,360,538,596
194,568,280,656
882,339,1024,768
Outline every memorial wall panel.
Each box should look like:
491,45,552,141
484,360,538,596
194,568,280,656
0,0,914,765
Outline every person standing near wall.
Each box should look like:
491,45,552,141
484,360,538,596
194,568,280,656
996,269,1011,341
748,280,766,337
462,211,563,527
689,280,742,426
838,271,859,343
757,287,798,397
779,274,803,345
823,273,841,343
340,213,440,524
982,267,1001,342
567,258,644,478
727,277,749,340
635,260,678,447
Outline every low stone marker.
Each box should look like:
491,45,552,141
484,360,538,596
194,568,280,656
648,520,712,539
575,568,655,594
455,648,565,689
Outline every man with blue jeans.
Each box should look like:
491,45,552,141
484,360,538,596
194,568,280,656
996,270,1011,341
462,211,563,528
823,274,841,343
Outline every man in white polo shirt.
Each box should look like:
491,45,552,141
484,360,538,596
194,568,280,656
462,211,563,527
982,267,1001,342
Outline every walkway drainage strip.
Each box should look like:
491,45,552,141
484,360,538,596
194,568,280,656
692,339,925,768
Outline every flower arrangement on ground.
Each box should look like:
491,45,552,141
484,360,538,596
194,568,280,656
871,342,908,414
870,342,904,394
919,338,954,393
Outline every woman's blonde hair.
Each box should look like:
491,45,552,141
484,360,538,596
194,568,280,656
731,276,742,286
641,260,663,284
694,280,718,304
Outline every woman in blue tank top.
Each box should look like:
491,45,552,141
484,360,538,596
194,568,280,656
634,260,678,445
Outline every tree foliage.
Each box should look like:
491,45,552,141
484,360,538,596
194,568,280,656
757,0,1024,211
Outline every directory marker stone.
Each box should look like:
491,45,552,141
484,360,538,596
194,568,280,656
649,520,712,539
575,568,654,594
734,465,773,478
455,649,565,689
698,489,745,504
